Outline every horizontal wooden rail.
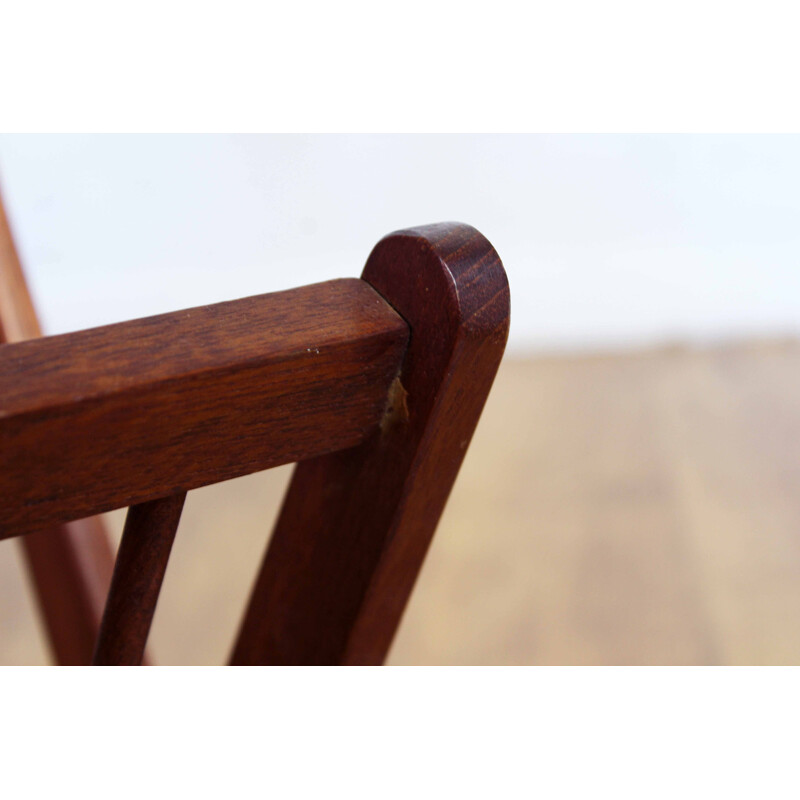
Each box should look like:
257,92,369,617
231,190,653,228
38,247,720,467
0,278,408,539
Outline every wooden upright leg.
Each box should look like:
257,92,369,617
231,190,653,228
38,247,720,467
231,222,510,665
0,187,124,665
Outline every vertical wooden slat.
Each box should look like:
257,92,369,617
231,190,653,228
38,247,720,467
230,222,510,665
0,185,120,665
92,493,186,666
21,519,116,665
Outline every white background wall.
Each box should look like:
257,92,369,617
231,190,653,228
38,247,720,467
1,134,799,353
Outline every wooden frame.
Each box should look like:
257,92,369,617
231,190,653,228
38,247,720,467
0,279,409,538
1,191,118,665
1,192,509,665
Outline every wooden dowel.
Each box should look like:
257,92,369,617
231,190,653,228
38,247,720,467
92,493,186,666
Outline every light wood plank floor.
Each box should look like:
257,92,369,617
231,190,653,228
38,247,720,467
3,342,800,665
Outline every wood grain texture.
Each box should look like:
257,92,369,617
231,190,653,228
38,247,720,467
0,279,408,539
231,222,510,665
0,187,117,665
92,493,186,665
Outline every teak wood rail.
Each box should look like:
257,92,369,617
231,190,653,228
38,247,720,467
0,200,509,665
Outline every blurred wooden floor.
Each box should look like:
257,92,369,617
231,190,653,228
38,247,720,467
3,343,800,665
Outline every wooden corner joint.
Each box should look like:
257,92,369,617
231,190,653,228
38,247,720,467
231,222,510,665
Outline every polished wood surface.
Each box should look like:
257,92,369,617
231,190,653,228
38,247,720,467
231,224,509,665
1,217,508,664
93,493,186,665
0,279,408,539
0,187,117,665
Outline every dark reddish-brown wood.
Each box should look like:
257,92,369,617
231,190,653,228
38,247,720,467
92,493,186,665
2,214,508,667
231,222,510,665
0,188,118,665
0,279,408,539
21,518,116,665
